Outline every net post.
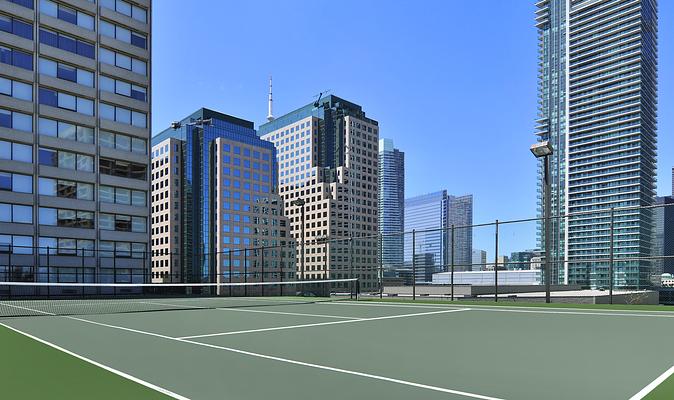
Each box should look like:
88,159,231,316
261,245,265,297
81,248,85,299
113,247,117,297
494,220,499,303
8,244,12,299
412,229,416,301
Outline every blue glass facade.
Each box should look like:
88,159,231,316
378,139,404,271
153,108,276,282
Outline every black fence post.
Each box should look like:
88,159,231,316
379,233,383,299
228,249,233,297
609,208,614,305
451,224,455,302
494,220,499,303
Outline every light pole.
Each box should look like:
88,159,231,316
530,140,553,304
170,118,212,284
292,198,306,295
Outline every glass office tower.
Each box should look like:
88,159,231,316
535,0,658,288
378,138,404,273
0,0,151,283
152,108,293,283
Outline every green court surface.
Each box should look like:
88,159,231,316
1,298,673,400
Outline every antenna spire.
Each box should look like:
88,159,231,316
266,76,274,122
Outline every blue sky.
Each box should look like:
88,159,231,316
152,0,673,257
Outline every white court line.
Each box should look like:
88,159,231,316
178,308,470,340
142,301,359,320
468,308,674,318
629,365,674,400
48,312,502,400
329,301,674,317
0,321,190,400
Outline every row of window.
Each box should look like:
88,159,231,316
0,14,32,40
100,130,146,153
0,235,147,257
39,147,94,172
0,203,32,224
100,19,146,49
39,87,94,115
39,57,94,87
40,0,94,30
100,103,146,127
0,139,32,163
100,213,146,232
38,117,94,143
100,76,147,102
101,0,147,23
40,28,95,59
0,108,31,131
100,48,146,75
0,45,32,70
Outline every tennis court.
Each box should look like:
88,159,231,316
1,280,673,400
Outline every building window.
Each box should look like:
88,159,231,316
38,118,94,144
99,48,146,75
0,172,32,193
39,58,94,87
0,46,32,70
38,148,94,172
99,76,147,102
0,77,32,101
0,203,32,224
100,0,147,23
100,20,146,49
39,0,94,30
0,235,33,254
99,158,147,180
99,103,146,127
38,178,93,200
39,207,94,228
0,14,33,40
9,0,34,10
39,29,94,59
99,185,146,206
100,213,146,233
39,88,94,116
0,140,32,163
0,108,32,132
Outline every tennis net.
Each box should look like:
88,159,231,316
0,278,359,318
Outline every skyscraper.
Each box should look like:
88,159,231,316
535,0,658,288
378,138,404,272
404,191,473,280
151,108,294,283
0,0,151,283
259,95,380,290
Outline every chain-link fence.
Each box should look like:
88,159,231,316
0,203,672,303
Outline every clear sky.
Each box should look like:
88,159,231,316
152,0,673,257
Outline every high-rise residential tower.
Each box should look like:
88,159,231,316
259,95,380,290
535,0,658,288
151,108,295,284
404,191,473,280
0,0,151,283
378,138,404,272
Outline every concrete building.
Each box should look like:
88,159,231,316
378,138,404,272
535,0,658,288
0,0,151,283
404,191,473,276
472,249,487,271
151,108,295,284
259,95,380,290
